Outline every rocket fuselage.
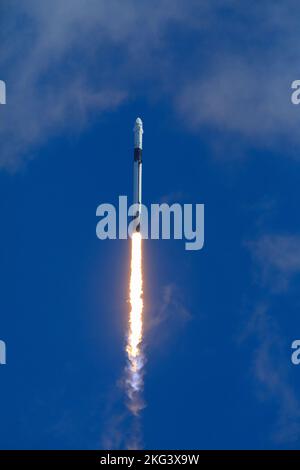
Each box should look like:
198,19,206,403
133,118,143,231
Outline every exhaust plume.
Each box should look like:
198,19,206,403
125,231,145,447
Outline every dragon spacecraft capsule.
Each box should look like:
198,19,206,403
133,117,143,232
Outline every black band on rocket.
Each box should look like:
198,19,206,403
134,148,142,162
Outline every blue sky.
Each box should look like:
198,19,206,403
1,0,300,450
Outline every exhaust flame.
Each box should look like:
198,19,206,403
126,231,144,417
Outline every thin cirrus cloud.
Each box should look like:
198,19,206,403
240,303,300,444
1,0,300,170
249,234,300,292
239,233,300,443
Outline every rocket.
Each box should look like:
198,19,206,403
133,117,143,232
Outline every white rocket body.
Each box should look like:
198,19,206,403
133,118,143,231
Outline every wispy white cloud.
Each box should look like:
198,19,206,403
147,283,192,334
0,0,194,169
240,302,300,444
1,1,300,169
176,1,300,155
240,232,300,443
248,234,300,292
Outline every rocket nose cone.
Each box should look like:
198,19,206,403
135,117,143,127
134,117,143,134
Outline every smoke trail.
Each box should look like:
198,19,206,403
125,231,145,447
